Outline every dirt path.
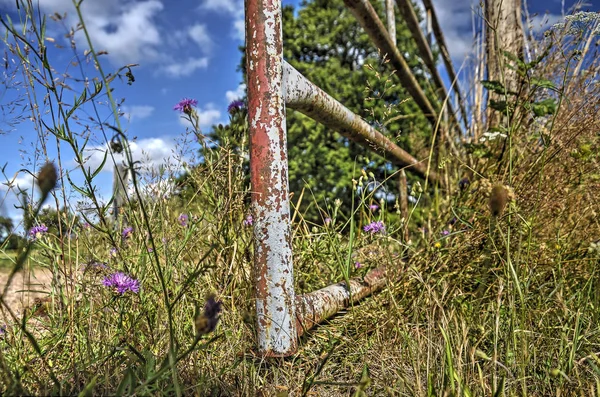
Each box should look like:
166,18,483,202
0,268,53,315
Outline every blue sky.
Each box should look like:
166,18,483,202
0,0,595,226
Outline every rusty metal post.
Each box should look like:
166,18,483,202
296,268,388,336
385,0,396,44
398,169,409,241
246,0,297,357
283,61,440,183
343,0,437,126
112,162,130,223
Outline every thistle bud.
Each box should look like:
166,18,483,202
194,294,222,337
37,162,58,197
489,184,508,217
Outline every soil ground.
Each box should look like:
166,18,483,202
0,268,53,315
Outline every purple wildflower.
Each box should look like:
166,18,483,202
122,227,133,239
324,217,332,225
147,247,154,253
178,213,189,227
363,221,385,234
355,261,362,269
174,98,198,114
103,272,140,295
227,99,245,114
109,247,118,258
441,230,450,236
29,224,48,240
369,204,379,212
243,214,253,227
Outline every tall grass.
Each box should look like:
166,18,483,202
1,1,600,396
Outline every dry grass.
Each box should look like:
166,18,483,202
1,3,600,397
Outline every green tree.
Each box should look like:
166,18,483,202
211,0,436,220
0,215,14,244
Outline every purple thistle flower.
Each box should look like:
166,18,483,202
173,98,198,114
369,204,379,212
122,227,133,239
29,224,48,240
227,99,245,114
363,221,385,234
103,272,140,295
178,213,189,227
243,214,253,226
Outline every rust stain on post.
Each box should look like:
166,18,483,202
295,268,388,336
283,61,440,182
246,0,297,357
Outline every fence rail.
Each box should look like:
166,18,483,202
246,0,461,357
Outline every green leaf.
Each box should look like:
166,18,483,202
116,368,135,396
90,150,108,180
481,80,517,96
77,376,97,397
531,98,557,117
531,77,558,91
503,50,527,71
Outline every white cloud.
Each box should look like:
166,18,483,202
16,0,165,65
233,18,245,41
199,0,245,41
2,0,216,77
1,173,35,192
527,13,563,33
199,0,239,14
83,0,164,65
188,23,213,51
226,83,246,102
122,105,155,121
82,137,179,175
429,0,476,62
177,103,222,129
197,107,221,128
163,57,209,78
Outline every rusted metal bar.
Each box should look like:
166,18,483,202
385,0,396,43
398,169,409,241
246,0,298,357
112,162,130,223
296,268,387,335
421,0,469,127
394,0,464,131
343,0,437,126
283,61,440,183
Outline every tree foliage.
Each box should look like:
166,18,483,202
209,0,436,220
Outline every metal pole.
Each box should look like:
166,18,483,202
284,61,440,183
246,0,297,357
343,0,438,127
112,162,130,223
385,0,396,44
296,268,387,336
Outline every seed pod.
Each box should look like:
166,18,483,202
37,162,58,197
489,184,508,217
